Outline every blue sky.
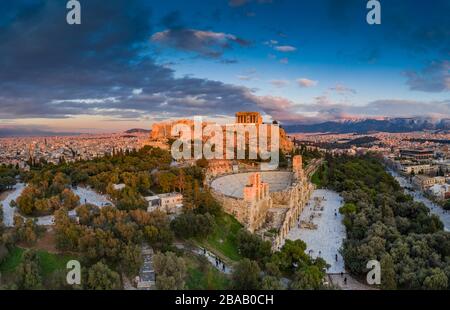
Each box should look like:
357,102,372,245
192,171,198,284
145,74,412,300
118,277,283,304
0,0,448,133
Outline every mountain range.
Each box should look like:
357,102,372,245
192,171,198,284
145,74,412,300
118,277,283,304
124,128,151,134
285,118,450,134
0,128,81,137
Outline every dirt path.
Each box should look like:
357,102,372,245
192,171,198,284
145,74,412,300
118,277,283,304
17,227,59,254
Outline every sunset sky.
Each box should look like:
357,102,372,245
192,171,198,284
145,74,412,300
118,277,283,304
0,0,449,134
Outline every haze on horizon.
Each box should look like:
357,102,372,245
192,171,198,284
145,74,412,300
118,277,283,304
0,0,449,135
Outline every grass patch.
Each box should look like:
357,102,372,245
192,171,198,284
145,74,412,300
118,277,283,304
199,214,242,262
37,250,76,277
311,163,328,188
0,247,25,274
0,247,77,280
185,255,230,290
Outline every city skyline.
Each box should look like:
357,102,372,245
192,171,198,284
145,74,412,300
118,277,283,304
0,0,449,135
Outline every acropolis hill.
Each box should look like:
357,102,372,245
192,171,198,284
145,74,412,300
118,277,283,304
147,112,294,154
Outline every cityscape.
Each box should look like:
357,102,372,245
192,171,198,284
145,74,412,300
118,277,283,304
0,0,449,303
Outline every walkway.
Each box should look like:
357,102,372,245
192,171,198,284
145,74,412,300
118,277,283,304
287,189,346,274
328,273,376,290
174,242,233,274
0,184,113,227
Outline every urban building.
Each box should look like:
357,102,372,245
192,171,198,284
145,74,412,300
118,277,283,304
400,149,434,161
145,192,183,215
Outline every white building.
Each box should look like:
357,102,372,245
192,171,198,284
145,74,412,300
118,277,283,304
145,192,183,214
428,184,450,200
112,183,126,191
401,164,434,175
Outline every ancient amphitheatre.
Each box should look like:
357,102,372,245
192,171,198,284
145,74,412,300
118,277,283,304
209,154,316,250
146,111,320,250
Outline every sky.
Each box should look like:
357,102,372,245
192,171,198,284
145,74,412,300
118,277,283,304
0,0,449,134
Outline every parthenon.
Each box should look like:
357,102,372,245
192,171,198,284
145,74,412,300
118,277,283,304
235,112,263,124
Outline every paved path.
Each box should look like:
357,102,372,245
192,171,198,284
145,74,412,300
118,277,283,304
328,274,376,290
1,183,26,227
174,242,233,274
287,189,346,274
388,169,450,231
0,184,113,227
193,247,233,274
73,187,112,208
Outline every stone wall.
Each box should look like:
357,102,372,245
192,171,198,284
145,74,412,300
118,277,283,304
210,155,316,250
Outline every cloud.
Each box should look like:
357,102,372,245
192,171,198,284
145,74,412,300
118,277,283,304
270,80,289,88
289,98,450,124
404,60,450,93
151,29,250,58
228,0,273,7
297,78,318,88
237,75,254,81
132,88,143,95
51,98,120,105
248,94,450,125
330,84,357,94
0,1,258,121
1,0,448,130
264,40,278,46
220,58,239,64
228,0,250,7
274,45,297,52
353,99,450,118
248,95,304,123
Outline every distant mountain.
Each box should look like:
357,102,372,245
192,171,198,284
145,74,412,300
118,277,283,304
125,128,151,134
285,118,450,134
0,128,81,137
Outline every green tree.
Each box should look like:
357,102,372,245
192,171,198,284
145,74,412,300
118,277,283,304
60,188,80,210
290,266,324,290
236,229,272,264
153,252,187,290
423,269,448,290
14,216,40,245
119,244,143,276
170,212,214,239
85,262,121,290
158,172,177,193
380,254,397,290
260,276,283,290
271,240,312,272
231,259,261,290
16,251,42,290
